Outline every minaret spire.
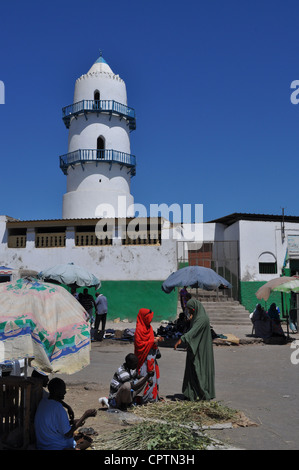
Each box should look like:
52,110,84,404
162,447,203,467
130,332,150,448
60,54,137,219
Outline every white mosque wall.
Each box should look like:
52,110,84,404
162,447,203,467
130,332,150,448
67,114,131,154
74,72,127,104
65,162,132,193
62,188,134,219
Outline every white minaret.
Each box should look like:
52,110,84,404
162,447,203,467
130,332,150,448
60,53,136,219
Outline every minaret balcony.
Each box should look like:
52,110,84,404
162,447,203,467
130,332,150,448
59,149,136,176
62,100,136,131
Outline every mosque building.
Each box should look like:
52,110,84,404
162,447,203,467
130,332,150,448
1,53,299,320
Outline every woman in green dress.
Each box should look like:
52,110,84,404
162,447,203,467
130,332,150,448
174,298,215,401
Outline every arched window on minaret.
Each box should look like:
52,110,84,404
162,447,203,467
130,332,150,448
93,90,100,111
97,136,105,159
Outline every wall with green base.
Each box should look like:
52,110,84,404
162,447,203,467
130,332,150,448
240,281,290,317
73,281,178,323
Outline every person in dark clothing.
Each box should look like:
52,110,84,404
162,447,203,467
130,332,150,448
78,288,96,323
34,378,97,450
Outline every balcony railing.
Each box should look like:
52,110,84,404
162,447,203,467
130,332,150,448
62,100,136,131
76,232,112,246
59,149,136,176
36,233,66,248
8,235,26,248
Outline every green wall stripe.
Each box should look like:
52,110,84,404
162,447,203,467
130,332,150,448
70,281,178,322
100,281,178,322
240,281,290,318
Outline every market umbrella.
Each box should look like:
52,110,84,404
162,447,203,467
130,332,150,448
271,279,299,339
272,278,299,294
255,276,296,301
0,278,91,375
38,262,100,289
162,266,232,293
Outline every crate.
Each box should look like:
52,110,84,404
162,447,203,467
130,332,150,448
0,376,43,449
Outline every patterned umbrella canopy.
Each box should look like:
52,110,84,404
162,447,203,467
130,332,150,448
0,278,90,374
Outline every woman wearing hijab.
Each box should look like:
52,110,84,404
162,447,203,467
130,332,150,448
267,303,285,338
134,308,163,403
251,304,272,339
174,298,215,401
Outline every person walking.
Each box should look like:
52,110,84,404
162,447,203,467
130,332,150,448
174,298,215,401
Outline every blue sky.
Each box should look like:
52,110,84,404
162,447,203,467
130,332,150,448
0,0,299,222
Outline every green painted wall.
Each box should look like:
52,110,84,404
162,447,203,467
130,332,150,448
240,281,290,317
70,281,178,323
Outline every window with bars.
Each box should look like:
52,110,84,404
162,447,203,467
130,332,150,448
259,262,277,274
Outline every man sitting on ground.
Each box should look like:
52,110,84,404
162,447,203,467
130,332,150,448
108,353,154,410
34,377,97,450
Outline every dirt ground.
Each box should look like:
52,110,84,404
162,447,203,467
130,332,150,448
65,382,121,436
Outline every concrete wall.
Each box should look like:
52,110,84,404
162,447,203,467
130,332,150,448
0,218,178,321
238,220,293,282
0,228,176,281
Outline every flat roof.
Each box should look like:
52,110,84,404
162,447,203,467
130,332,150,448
208,212,299,226
6,216,162,229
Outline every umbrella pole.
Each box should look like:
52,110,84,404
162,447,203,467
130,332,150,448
284,293,290,340
24,358,28,379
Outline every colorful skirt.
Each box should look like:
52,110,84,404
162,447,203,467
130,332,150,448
138,348,160,403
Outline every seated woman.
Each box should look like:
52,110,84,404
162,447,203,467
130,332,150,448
251,304,272,340
267,303,285,337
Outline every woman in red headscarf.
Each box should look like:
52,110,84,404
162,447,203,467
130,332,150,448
134,308,163,403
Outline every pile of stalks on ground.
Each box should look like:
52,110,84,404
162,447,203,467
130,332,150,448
93,399,254,451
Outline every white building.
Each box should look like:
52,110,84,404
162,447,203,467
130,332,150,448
177,212,299,313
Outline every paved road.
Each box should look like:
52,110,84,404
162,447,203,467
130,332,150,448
59,323,299,450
